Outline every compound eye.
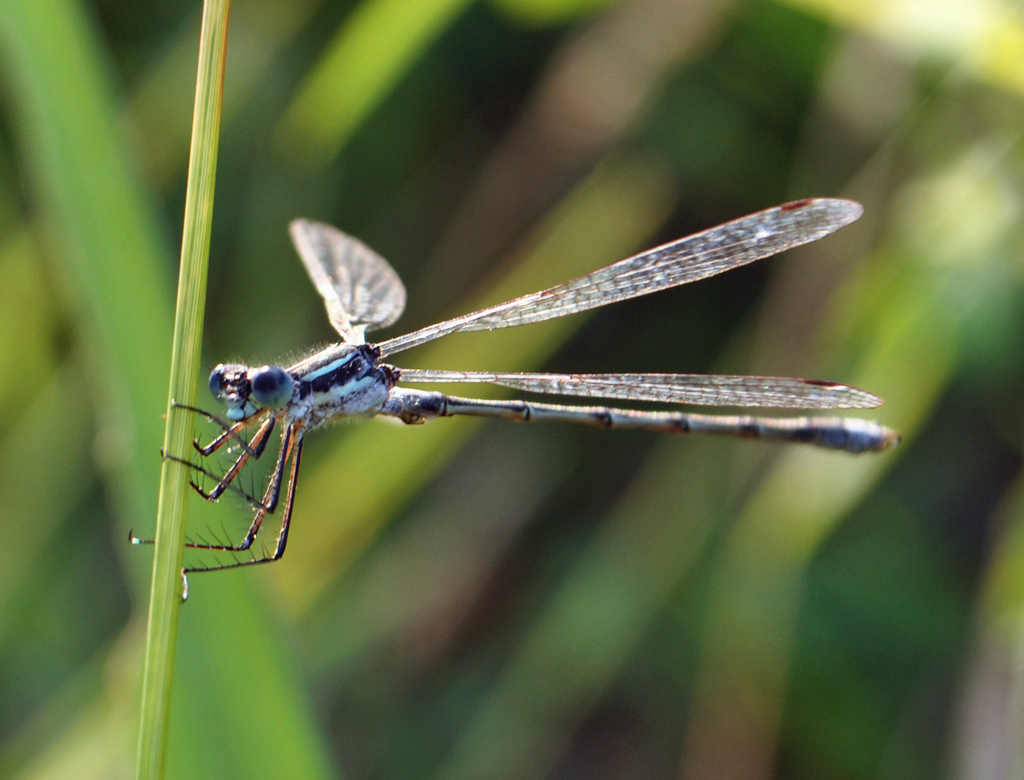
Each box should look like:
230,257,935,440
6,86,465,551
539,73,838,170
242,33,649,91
208,365,228,400
249,365,294,410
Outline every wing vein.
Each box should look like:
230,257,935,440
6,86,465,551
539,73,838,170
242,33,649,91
377,199,862,357
397,369,881,409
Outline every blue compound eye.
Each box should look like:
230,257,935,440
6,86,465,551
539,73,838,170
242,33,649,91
209,365,228,400
249,365,294,409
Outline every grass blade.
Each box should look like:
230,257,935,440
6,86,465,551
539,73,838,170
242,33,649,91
135,2,229,778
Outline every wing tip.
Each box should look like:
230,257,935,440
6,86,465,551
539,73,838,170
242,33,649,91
289,216,311,235
781,197,864,227
800,378,883,409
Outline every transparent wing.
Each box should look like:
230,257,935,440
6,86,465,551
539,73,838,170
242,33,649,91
290,219,407,344
376,199,862,357
397,369,882,409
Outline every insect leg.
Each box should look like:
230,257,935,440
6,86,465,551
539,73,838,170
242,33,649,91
183,430,304,572
180,422,295,553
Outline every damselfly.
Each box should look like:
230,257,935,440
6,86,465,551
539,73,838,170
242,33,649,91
151,198,899,579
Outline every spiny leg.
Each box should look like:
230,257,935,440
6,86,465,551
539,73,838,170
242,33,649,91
131,438,279,547
195,419,249,457
191,415,276,502
184,430,304,573
156,413,276,509
181,422,296,553
159,450,269,510
170,400,267,458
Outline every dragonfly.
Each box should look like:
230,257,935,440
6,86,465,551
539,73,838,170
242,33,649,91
150,198,899,580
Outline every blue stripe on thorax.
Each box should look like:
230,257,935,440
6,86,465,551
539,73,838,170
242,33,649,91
301,352,358,382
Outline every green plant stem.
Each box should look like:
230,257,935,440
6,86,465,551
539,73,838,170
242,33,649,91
135,2,230,778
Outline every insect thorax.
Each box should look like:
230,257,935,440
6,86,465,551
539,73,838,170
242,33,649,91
288,343,394,427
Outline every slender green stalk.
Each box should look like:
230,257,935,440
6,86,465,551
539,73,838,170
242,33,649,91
135,2,230,778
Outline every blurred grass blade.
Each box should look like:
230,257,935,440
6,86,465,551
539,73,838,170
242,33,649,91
0,230,57,427
432,437,737,780
492,0,621,25
276,0,474,166
680,321,949,778
3,0,394,774
0,0,171,773
3,625,146,780
0,0,172,570
956,475,1024,777
125,0,319,190
780,0,1024,96
0,364,93,639
136,1,228,778
677,143,1013,773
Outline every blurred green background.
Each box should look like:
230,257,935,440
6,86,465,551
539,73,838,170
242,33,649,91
0,0,1023,777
